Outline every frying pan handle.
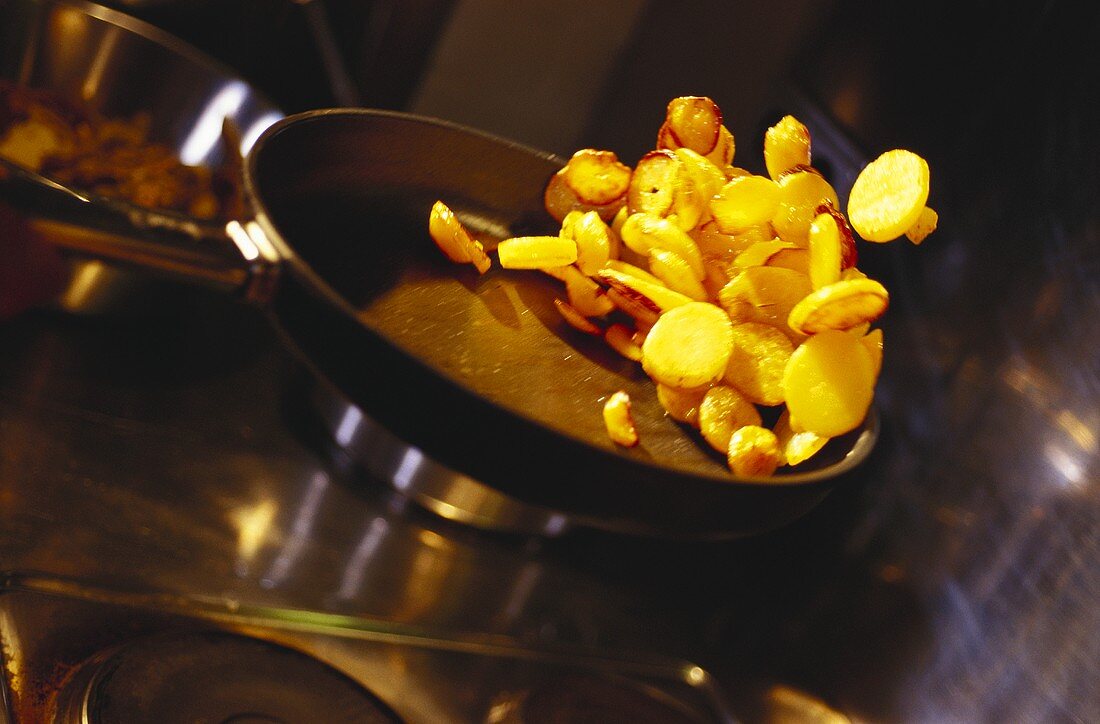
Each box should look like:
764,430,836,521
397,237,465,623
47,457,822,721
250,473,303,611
0,159,280,303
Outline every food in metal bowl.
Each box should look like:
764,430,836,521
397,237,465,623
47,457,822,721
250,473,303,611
0,79,243,220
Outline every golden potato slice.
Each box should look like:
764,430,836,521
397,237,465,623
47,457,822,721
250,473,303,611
604,259,664,285
723,322,794,406
649,248,708,301
766,248,810,275
905,206,938,245
554,298,602,335
561,210,612,275
498,235,578,269
605,323,643,362
674,147,726,202
603,391,639,447
562,149,632,206
847,149,930,242
691,222,757,264
718,266,813,334
656,383,708,426
544,169,624,223
815,202,858,270
605,288,659,330
627,150,681,217
772,170,839,245
699,385,762,454
787,278,889,335
861,327,884,378
598,267,692,314
428,200,491,272
664,96,722,155
733,239,797,270
781,329,875,437
706,125,736,167
764,115,812,181
807,211,842,289
642,302,734,389
709,175,781,234
773,408,829,467
558,264,615,317
727,425,784,477
619,213,705,280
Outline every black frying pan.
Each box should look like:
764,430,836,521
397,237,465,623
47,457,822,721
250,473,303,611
3,105,878,538
247,110,878,537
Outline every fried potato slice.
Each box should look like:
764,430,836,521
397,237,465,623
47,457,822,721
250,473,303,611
861,327,884,378
642,302,734,389
905,206,938,245
727,425,784,477
773,408,829,467
723,322,794,406
709,175,781,234
649,248,708,301
787,278,889,335
807,211,842,289
562,149,632,206
603,259,664,286
772,169,839,245
782,329,875,437
429,200,488,270
764,115,812,181
718,266,812,336
674,147,726,202
627,149,681,217
733,238,797,270
699,385,762,453
544,169,624,223
605,323,644,362
556,264,615,317
605,288,659,330
766,248,810,275
554,298,602,335
603,391,639,447
656,383,708,426
561,210,612,275
598,267,692,314
664,96,723,155
706,125,736,167
498,235,578,269
619,213,705,280
847,149,930,242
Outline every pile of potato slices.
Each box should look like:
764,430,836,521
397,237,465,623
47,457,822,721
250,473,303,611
429,96,936,478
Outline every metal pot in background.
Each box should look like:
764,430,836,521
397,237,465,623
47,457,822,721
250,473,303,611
0,0,282,314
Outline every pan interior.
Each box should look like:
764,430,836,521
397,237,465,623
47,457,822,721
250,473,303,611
251,112,862,481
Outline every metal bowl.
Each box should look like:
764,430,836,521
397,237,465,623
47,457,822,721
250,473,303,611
0,0,281,313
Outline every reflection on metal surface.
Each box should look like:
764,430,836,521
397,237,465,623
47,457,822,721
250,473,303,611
179,80,248,165
240,111,285,156
230,496,278,577
261,471,329,589
0,573,735,723
0,610,24,714
56,260,110,309
308,378,577,537
336,516,390,601
762,685,849,724
81,25,121,100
